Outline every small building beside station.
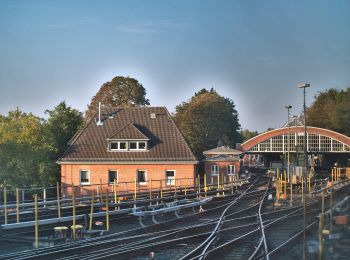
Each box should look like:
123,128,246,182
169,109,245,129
57,107,198,194
203,146,242,184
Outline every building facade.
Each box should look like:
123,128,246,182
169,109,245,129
203,146,242,184
57,107,198,194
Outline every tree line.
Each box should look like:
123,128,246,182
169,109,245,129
0,76,348,189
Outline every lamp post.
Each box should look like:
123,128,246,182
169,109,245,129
285,105,292,182
298,83,310,260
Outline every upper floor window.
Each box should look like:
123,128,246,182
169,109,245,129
109,140,147,151
211,165,219,175
227,165,235,175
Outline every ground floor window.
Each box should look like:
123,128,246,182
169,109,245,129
137,170,147,185
165,170,175,185
211,165,219,175
227,165,235,175
80,170,90,185
108,170,118,183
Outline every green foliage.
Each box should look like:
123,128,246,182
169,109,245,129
307,88,350,137
0,103,83,189
174,89,241,159
85,76,150,121
45,101,83,156
241,129,259,142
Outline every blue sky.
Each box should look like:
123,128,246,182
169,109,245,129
0,0,349,131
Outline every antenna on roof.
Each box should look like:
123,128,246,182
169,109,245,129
97,102,103,126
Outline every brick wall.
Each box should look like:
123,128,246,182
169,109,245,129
204,161,241,185
61,163,196,195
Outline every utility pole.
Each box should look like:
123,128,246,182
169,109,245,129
298,82,310,260
285,105,292,182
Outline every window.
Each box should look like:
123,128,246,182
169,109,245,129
130,142,137,150
80,170,90,185
119,142,127,150
138,142,146,150
165,170,175,186
108,170,118,183
110,142,118,150
227,165,235,175
109,141,147,151
211,165,219,175
137,170,147,185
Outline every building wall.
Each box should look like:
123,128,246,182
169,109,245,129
61,163,196,196
204,161,241,184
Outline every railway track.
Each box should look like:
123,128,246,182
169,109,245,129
0,177,269,260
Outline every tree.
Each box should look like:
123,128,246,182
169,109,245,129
85,76,150,121
45,101,83,157
174,89,241,159
241,129,259,142
0,103,83,189
0,109,54,188
307,88,350,137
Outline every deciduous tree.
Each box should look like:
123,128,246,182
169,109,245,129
174,89,241,159
85,76,150,121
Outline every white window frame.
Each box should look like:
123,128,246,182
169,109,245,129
118,141,128,150
108,170,118,184
227,165,236,175
211,165,219,176
129,141,138,150
137,141,147,150
137,170,147,185
165,170,176,186
80,170,90,185
110,142,119,151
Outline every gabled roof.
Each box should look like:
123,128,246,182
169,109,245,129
58,107,197,163
203,146,242,155
109,123,149,140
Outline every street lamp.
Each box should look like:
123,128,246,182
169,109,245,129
285,105,292,182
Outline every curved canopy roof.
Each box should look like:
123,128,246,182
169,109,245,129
241,126,350,153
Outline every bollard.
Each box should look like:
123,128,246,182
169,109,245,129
149,180,152,206
43,188,46,208
89,190,94,231
330,181,333,234
318,212,324,260
290,178,293,207
99,179,103,210
16,188,20,223
301,176,304,206
72,184,76,240
160,179,163,199
217,174,220,197
4,187,7,225
57,182,61,219
34,194,39,248
106,189,109,231
204,174,207,196
114,179,117,210
284,172,287,199
134,177,137,207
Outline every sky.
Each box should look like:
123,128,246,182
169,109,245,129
0,0,349,132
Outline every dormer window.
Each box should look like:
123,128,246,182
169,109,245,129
109,140,148,151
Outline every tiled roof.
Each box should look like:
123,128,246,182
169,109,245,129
109,123,149,140
58,107,197,163
203,146,242,155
